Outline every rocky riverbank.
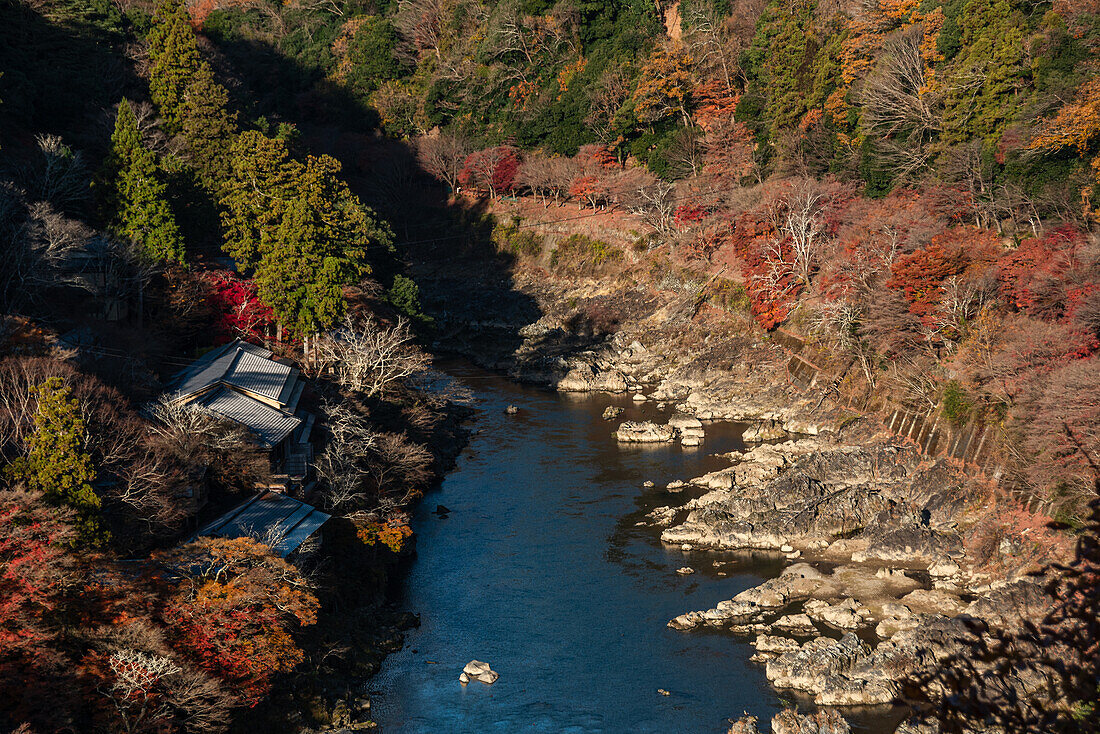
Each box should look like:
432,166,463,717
414,262,1075,732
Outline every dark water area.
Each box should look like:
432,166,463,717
372,362,902,733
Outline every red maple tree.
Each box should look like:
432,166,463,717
201,270,274,343
458,147,520,198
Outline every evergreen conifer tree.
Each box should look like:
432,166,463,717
147,0,202,133
221,131,390,334
4,377,106,546
180,63,239,190
107,99,185,263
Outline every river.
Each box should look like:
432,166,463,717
371,362,901,733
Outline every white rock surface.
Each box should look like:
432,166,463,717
615,421,675,443
461,660,499,685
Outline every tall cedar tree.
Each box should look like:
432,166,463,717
221,131,391,334
146,0,203,134
4,378,105,546
180,63,239,190
105,100,185,263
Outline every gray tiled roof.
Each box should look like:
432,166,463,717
165,339,304,447
223,349,293,402
194,491,330,557
199,386,301,448
170,340,273,403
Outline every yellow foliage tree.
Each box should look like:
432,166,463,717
1030,77,1100,220
632,41,694,126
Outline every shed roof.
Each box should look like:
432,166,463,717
194,491,330,557
199,386,301,448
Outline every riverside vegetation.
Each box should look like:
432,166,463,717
1,0,1099,731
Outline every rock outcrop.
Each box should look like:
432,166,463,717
726,709,851,734
615,421,675,443
558,363,629,393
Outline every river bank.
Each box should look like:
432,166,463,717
408,252,1075,732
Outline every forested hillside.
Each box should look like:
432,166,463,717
0,0,453,729
1,0,1099,730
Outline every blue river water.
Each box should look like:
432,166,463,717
371,362,900,733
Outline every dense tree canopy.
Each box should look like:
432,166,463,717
222,131,390,333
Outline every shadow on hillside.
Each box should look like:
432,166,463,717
0,0,142,154
205,32,547,367
900,492,1100,733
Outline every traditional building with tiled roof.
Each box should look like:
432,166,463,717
165,339,314,481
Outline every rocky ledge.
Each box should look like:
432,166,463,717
657,433,1054,719
672,562,1046,712
421,272,1071,733
728,708,851,734
659,436,971,567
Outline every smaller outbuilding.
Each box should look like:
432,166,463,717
192,491,330,558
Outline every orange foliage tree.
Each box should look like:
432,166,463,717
153,537,318,706
356,517,413,553
1030,77,1100,220
632,40,694,125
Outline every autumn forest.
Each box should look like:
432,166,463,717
0,0,1099,730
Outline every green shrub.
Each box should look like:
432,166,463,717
387,274,432,325
941,380,972,426
705,278,751,313
550,234,622,273
492,219,544,257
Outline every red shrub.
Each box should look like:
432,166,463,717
998,226,1089,322
886,226,999,325
730,212,801,329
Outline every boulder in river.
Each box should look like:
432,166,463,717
504,404,519,414
460,660,499,685
669,413,704,431
616,421,676,443
727,710,850,734
647,506,677,526
726,716,761,734
558,363,629,392
602,406,625,420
